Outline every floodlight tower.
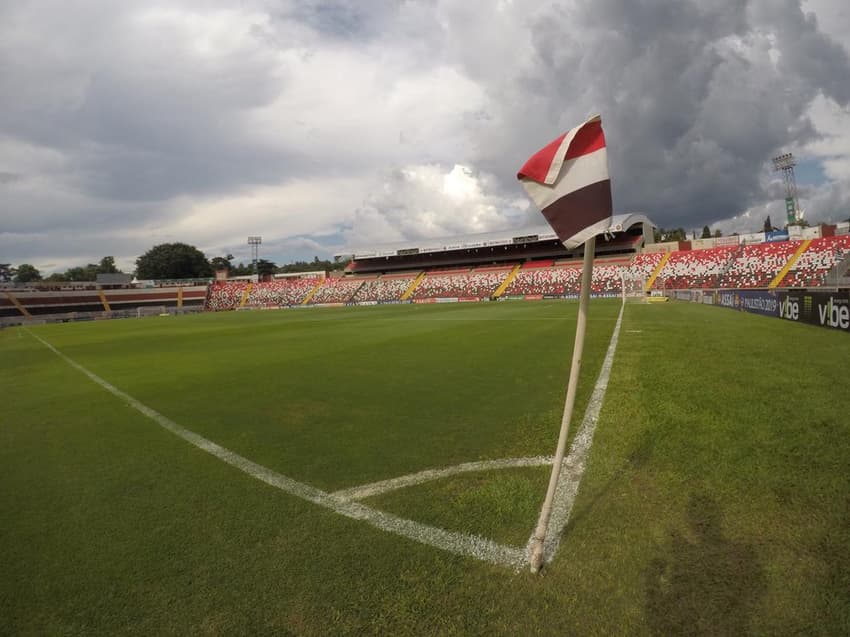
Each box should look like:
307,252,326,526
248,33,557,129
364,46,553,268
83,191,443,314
772,153,800,225
248,236,262,281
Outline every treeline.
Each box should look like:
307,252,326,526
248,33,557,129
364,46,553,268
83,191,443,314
654,226,723,242
0,257,121,284
210,254,339,277
1,243,343,284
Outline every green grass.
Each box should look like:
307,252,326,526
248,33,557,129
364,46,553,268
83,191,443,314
1,300,848,635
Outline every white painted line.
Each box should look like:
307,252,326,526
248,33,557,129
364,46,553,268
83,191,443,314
531,301,625,564
27,330,526,569
368,317,616,323
333,456,554,501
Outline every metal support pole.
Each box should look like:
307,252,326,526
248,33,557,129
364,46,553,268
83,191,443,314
529,235,596,573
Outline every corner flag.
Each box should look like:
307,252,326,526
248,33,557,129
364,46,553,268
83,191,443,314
517,115,612,248
519,115,613,573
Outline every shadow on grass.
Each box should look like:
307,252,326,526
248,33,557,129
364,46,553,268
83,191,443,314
644,493,765,636
568,417,674,530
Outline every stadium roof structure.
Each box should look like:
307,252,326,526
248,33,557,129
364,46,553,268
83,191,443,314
336,213,655,261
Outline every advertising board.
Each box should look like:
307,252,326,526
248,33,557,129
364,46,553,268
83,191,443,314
715,236,741,247
765,230,789,242
778,291,850,332
716,290,779,317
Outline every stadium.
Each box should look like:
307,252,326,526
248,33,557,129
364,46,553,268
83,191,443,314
3,214,849,323
4,0,850,630
3,212,849,634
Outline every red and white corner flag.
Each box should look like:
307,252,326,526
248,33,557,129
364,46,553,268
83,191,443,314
517,115,613,248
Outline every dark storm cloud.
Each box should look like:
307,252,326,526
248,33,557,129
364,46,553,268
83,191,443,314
0,6,309,202
455,0,849,232
757,0,850,103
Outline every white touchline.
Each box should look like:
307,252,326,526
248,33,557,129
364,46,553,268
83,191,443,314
27,330,525,569
531,301,625,564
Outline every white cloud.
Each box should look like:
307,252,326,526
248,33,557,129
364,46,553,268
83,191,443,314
171,175,366,249
805,95,850,180
1,0,850,274
344,164,529,248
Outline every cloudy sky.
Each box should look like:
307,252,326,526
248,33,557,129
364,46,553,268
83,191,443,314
2,0,849,273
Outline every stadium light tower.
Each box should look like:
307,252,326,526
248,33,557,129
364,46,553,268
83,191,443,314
248,236,262,281
772,153,800,225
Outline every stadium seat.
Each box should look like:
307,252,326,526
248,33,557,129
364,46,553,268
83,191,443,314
628,252,665,280
718,241,801,288
351,275,416,302
206,281,249,311
309,278,367,304
654,246,737,289
258,279,319,307
503,265,581,296
412,268,509,299
779,235,850,288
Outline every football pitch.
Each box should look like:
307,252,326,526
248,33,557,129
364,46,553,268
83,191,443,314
2,300,848,635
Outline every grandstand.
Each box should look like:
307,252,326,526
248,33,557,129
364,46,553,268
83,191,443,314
5,218,850,326
1,280,208,326
778,234,850,288
717,241,802,289
412,268,512,301
504,262,580,297
654,246,737,289
352,273,418,303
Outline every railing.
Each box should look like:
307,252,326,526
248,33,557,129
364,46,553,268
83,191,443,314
0,305,204,328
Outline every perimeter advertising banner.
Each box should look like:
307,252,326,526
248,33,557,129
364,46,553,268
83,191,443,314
716,290,780,317
765,230,790,242
778,291,850,332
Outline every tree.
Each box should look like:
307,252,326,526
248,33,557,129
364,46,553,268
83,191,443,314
14,263,42,283
256,259,277,277
97,256,120,274
276,257,341,273
54,257,122,282
763,216,772,233
229,262,252,276
701,225,712,239
44,273,69,282
210,254,234,272
135,243,213,279
714,229,722,238
65,264,98,281
0,263,16,282
654,227,687,243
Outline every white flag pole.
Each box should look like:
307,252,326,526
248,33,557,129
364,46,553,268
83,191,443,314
529,234,596,573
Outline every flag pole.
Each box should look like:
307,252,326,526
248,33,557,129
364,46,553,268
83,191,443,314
529,234,596,573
